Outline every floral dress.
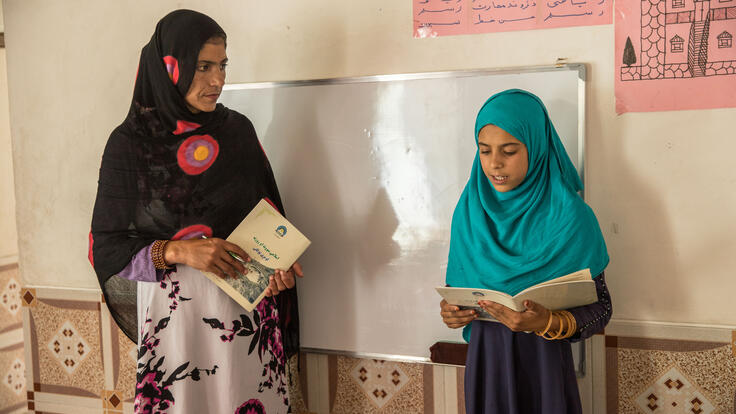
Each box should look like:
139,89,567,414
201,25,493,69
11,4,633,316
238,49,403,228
135,265,290,413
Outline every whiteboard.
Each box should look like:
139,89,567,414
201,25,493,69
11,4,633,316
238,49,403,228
220,64,586,361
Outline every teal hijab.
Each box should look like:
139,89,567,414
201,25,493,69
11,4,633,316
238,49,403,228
446,89,608,340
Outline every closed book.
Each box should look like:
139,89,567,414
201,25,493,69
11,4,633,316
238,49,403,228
201,199,311,311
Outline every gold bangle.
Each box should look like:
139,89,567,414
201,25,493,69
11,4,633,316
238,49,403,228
557,311,570,339
560,311,577,339
151,240,172,270
535,312,555,337
542,312,566,340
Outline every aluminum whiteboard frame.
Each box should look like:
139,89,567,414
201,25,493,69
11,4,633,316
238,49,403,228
224,64,588,375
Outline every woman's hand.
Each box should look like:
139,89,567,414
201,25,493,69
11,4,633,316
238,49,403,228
440,299,477,329
264,261,304,297
163,238,249,279
478,300,552,332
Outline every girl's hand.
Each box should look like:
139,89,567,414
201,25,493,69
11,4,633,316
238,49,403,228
265,261,304,297
163,238,250,279
440,299,477,329
478,300,551,332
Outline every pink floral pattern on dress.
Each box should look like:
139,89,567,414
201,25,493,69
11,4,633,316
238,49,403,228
235,398,266,414
134,274,216,413
202,297,289,406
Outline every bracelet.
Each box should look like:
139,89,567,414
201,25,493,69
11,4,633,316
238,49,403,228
151,240,172,270
543,313,566,340
535,312,555,337
559,311,577,339
556,311,572,340
536,311,572,340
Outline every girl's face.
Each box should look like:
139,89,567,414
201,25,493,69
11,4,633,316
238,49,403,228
184,38,228,113
477,124,529,192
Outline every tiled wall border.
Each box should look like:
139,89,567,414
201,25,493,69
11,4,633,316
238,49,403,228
11,282,736,414
601,319,736,414
20,285,134,414
297,347,599,414
0,263,25,414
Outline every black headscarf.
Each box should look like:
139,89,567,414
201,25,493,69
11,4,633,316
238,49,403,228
89,9,299,358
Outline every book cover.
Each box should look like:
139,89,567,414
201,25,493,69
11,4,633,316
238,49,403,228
436,269,596,321
201,199,311,311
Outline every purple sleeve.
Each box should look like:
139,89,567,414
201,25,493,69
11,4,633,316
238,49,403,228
566,272,612,342
116,243,166,283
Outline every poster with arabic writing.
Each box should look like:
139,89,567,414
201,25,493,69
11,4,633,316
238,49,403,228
615,0,736,113
413,0,612,37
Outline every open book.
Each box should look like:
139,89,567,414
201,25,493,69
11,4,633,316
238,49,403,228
435,269,596,322
201,199,311,312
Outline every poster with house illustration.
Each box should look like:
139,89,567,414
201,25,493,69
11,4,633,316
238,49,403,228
615,0,736,112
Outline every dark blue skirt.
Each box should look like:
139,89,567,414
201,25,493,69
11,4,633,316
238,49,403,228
464,320,582,414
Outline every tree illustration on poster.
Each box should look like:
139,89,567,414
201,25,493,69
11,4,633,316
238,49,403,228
623,36,636,67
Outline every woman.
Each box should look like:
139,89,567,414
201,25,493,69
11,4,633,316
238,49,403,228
440,89,612,413
89,10,300,413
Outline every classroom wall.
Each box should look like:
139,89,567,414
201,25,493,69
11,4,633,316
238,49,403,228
5,0,735,325
3,1,736,413
0,1,18,265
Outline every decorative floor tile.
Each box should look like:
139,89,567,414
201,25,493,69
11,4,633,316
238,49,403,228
1,277,21,317
4,356,25,395
0,344,26,412
30,296,104,396
47,320,92,375
21,288,36,308
350,359,409,409
0,265,22,331
635,365,715,413
332,356,425,414
102,389,124,410
607,336,736,414
114,323,137,402
286,353,308,414
1,265,26,413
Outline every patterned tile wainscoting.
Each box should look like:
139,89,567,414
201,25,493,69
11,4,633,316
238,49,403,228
19,284,136,414
1,264,25,414
11,280,471,414
289,353,466,414
8,278,736,414
604,321,736,414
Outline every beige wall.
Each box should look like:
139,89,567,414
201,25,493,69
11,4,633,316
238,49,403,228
1,41,19,264
3,1,735,325
1,0,17,264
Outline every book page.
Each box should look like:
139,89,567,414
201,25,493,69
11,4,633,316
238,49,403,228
513,280,597,311
529,268,591,288
435,286,522,312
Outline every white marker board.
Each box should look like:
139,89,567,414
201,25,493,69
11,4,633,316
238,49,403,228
220,65,586,362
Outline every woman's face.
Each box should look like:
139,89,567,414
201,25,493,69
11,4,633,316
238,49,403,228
184,39,227,113
477,124,529,192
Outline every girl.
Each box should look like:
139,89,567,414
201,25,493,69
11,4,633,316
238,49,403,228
440,89,612,414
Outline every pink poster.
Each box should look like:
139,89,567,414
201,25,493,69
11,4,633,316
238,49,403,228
413,0,612,38
615,0,736,113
